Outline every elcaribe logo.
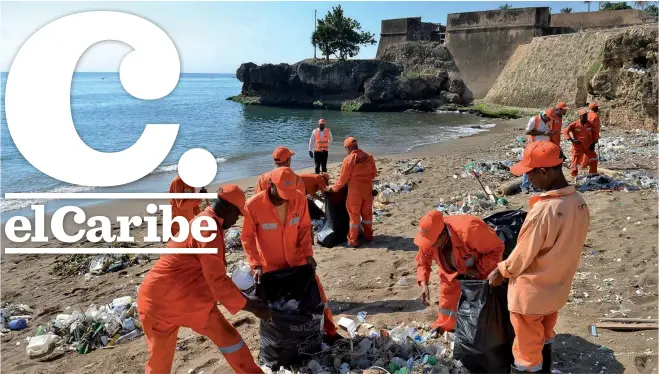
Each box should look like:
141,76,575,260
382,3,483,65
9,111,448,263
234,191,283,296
3,11,222,253
5,11,216,188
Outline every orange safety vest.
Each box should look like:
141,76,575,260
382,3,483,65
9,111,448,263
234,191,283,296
528,115,546,143
314,128,330,152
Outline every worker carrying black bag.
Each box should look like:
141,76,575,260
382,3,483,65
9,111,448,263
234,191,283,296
453,279,515,373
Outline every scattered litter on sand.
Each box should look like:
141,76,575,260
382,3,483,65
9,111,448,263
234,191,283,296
577,172,657,192
374,179,416,195
396,159,424,175
225,228,243,252
50,254,151,278
436,192,506,216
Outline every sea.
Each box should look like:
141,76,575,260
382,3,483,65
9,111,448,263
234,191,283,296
0,72,495,219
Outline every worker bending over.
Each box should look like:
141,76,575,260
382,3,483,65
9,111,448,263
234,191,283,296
415,211,504,332
563,109,596,177
255,146,305,194
330,137,377,248
521,109,559,193
489,141,590,373
168,175,206,237
138,185,270,374
241,167,339,341
309,118,333,174
300,173,330,200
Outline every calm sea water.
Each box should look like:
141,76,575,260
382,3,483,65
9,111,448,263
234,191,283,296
0,72,493,217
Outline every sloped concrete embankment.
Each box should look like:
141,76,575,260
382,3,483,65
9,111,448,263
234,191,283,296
484,25,657,131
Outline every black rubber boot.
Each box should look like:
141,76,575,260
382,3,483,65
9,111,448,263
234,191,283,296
540,343,552,373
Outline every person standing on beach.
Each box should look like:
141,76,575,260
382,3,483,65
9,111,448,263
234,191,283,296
415,210,504,333
563,109,596,177
521,109,558,194
309,118,332,174
241,167,339,342
168,175,207,237
586,103,601,169
138,185,270,374
255,146,305,194
488,141,590,373
329,137,377,248
552,102,569,145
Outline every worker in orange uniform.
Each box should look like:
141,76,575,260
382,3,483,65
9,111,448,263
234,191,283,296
309,118,333,174
241,167,339,341
255,146,305,194
586,102,601,172
300,173,330,198
168,175,206,237
563,109,595,177
329,137,377,248
489,141,590,373
415,211,505,332
138,185,270,374
521,109,559,193
551,102,569,147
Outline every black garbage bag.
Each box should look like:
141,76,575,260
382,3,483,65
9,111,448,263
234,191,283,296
316,185,349,248
307,198,325,220
483,210,527,260
256,265,324,369
453,280,515,374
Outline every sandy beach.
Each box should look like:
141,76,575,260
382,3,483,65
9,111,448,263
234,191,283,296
1,120,657,374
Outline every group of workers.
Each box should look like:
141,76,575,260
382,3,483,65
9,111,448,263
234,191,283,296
522,102,601,193
137,118,377,373
138,110,592,374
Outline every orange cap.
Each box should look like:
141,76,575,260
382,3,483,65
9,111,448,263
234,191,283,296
578,108,588,116
218,184,246,216
343,136,357,148
318,118,326,125
556,102,569,110
509,141,564,176
588,103,599,110
414,210,445,248
272,146,295,163
270,167,298,200
544,108,558,120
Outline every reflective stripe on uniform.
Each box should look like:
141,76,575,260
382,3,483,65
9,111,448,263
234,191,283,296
261,223,277,230
514,362,542,372
218,339,245,354
361,220,372,225
589,158,598,161
349,224,360,228
438,308,456,317
289,217,300,225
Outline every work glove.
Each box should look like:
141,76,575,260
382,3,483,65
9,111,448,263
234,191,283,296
252,267,263,284
243,295,271,321
309,151,314,159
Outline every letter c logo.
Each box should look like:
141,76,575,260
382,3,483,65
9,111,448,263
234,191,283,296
5,11,216,188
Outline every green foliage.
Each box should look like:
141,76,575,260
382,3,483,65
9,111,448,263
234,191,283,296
399,70,435,81
228,95,261,105
311,5,376,63
588,62,602,75
600,1,633,10
561,7,573,13
341,99,363,112
470,103,525,118
646,4,659,17
498,3,513,10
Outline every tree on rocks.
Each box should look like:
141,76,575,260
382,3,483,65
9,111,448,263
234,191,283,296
561,7,573,13
311,5,376,63
600,1,633,10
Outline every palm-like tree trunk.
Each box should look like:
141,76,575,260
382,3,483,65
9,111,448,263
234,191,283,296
585,1,591,11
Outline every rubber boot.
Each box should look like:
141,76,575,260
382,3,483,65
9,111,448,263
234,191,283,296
540,343,552,373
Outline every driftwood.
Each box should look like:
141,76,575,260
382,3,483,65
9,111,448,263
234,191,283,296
498,178,523,196
595,322,658,331
598,318,658,323
401,160,421,175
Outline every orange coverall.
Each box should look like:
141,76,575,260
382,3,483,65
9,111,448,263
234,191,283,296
416,215,504,331
299,173,328,196
137,207,262,374
241,188,338,336
586,111,601,144
549,117,562,147
168,176,201,237
255,170,305,195
331,149,377,246
498,186,590,372
563,120,596,176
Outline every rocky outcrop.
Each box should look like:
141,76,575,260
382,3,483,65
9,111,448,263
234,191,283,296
589,26,657,131
231,48,470,112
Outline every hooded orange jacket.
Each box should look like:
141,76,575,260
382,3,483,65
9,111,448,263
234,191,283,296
241,188,313,273
255,170,306,195
416,215,504,285
169,176,202,235
137,207,246,325
331,149,377,193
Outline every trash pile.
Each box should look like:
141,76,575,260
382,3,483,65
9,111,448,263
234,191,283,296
594,130,658,163
436,193,508,216
50,254,151,278
1,302,33,331
225,228,243,252
459,160,515,183
374,178,416,195
15,295,143,360
396,159,424,175
577,171,658,192
269,298,300,313
264,315,467,374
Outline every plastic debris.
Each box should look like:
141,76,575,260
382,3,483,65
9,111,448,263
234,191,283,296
374,178,416,195
230,261,255,291
225,228,243,252
269,298,300,312
357,312,368,323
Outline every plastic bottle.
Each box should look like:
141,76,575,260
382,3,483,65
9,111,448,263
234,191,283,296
115,330,141,345
111,296,132,313
8,319,27,330
26,334,62,359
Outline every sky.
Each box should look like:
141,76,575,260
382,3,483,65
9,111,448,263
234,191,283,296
0,1,609,73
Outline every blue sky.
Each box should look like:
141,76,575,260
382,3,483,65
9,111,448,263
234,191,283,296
1,1,605,73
